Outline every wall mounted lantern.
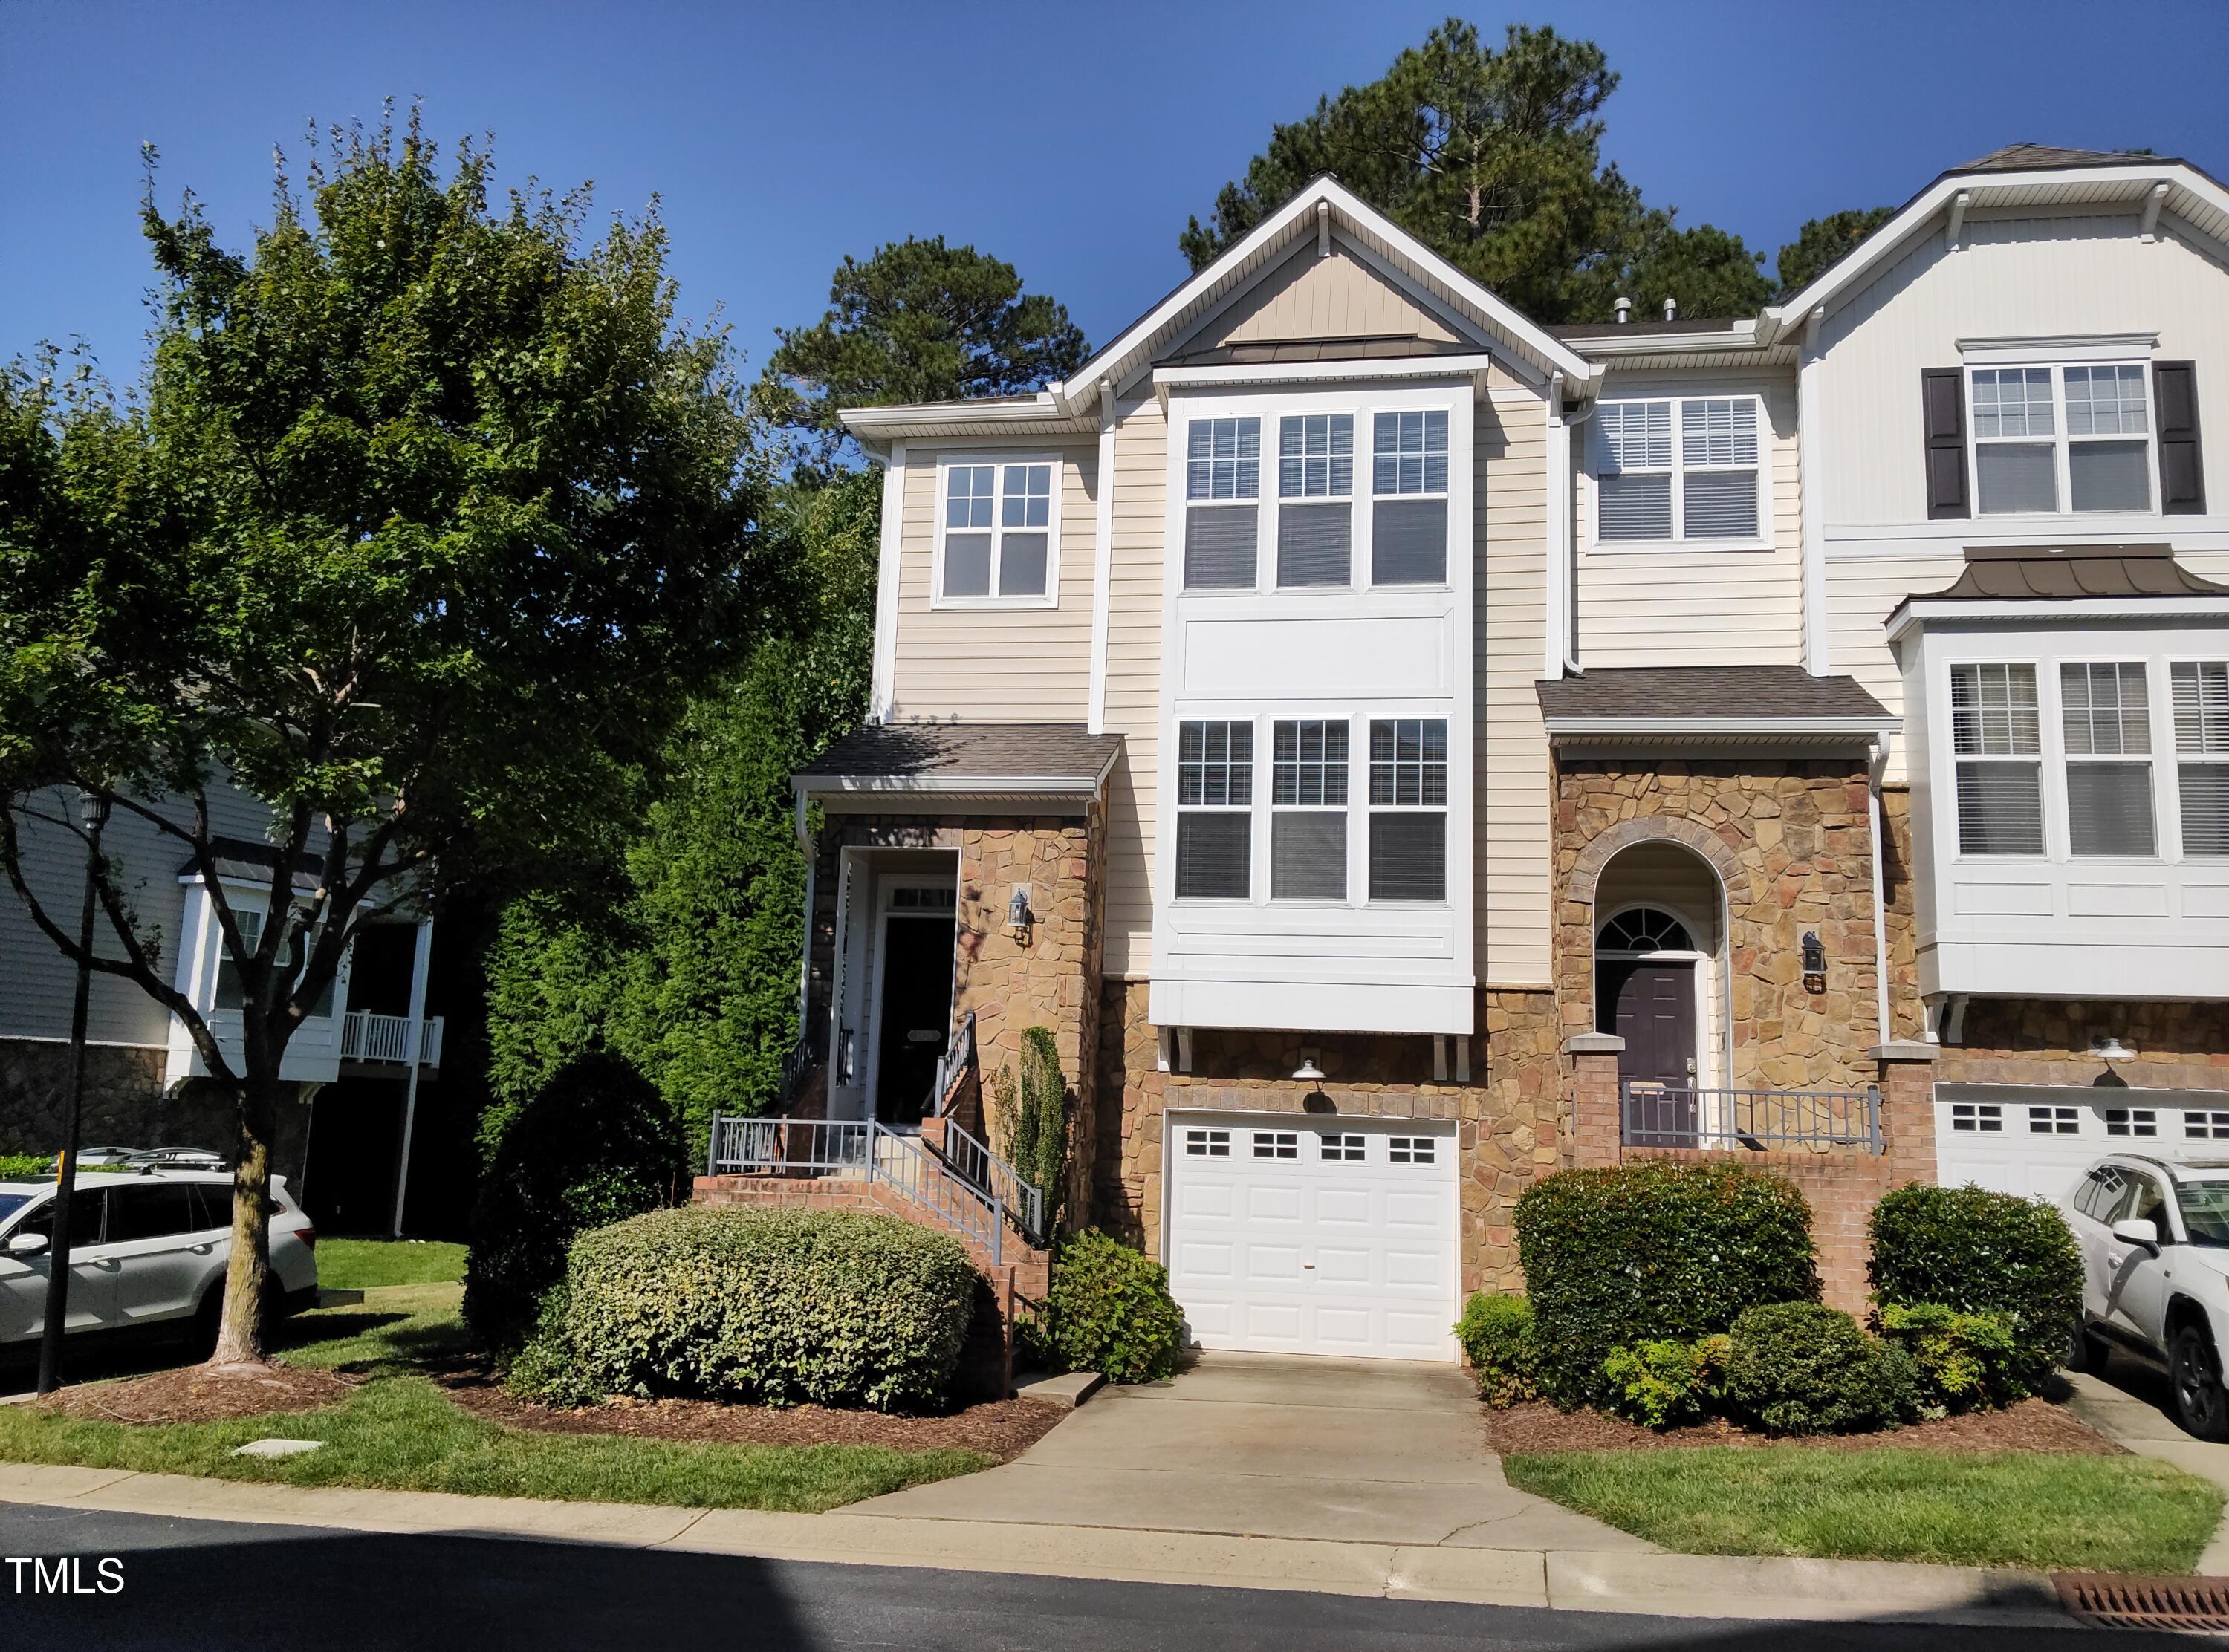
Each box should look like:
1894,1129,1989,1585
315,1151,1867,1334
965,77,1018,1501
1800,931,1826,994
1293,1050,1326,1084
1005,886,1034,943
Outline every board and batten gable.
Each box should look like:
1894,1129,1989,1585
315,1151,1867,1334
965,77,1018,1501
1193,237,1464,349
883,441,1099,724
1574,368,1805,669
1816,206,2229,777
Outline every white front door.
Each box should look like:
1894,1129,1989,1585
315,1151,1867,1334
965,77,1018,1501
1165,1112,1458,1361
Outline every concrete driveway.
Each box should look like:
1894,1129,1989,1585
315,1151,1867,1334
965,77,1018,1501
840,1353,1650,1552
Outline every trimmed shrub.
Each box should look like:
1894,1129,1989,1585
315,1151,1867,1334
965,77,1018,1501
1868,1183,2083,1392
510,1205,976,1411
1879,1301,2025,1413
1456,1292,1541,1407
1603,1335,1729,1430
1723,1301,1917,1435
464,1050,690,1352
1031,1231,1185,1384
1516,1162,1820,1405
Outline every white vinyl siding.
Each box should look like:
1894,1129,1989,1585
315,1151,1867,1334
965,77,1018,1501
1479,385,1554,983
1102,393,1167,975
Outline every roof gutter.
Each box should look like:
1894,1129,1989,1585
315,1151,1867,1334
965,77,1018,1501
1542,715,1901,740
1886,594,2229,643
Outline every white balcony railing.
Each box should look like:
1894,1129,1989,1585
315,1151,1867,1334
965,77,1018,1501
341,1010,443,1069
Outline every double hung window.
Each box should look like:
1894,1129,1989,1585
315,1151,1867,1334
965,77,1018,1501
1175,721,1253,899
1950,663,2045,856
1371,412,1448,583
1271,719,1349,900
1594,398,1763,543
1276,415,1353,587
1368,718,1448,900
1970,365,2154,515
1184,418,1260,589
2175,662,2229,855
940,461,1054,599
2060,663,2155,856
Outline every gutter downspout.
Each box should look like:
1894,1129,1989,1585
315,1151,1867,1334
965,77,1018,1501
1546,374,1585,678
1086,380,1117,734
1798,307,1831,676
1868,734,1895,1047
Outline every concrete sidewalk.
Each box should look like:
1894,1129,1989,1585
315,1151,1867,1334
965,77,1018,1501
0,1457,2070,1626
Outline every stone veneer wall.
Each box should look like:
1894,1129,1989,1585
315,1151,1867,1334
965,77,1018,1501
0,1041,314,1182
1554,757,1884,1090
1091,981,1561,1293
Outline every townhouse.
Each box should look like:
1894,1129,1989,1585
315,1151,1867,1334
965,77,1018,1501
777,144,2229,1360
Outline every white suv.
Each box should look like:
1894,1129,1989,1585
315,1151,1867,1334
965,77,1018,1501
0,1171,319,1355
2062,1154,2229,1440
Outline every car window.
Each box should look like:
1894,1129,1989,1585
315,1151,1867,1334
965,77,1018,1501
187,1184,228,1232
2128,1177,2170,1228
0,1193,30,1226
2082,1165,2135,1223
2180,1182,2229,1248
13,1191,100,1247
104,1183,201,1243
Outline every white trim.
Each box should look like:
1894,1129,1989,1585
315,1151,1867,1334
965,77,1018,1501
869,442,906,721
1959,333,2160,364
1798,312,1829,674
0,1035,169,1052
929,451,1063,610
1887,596,2229,643
1544,715,1899,738
861,866,960,1125
1964,360,2159,521
1585,393,1773,553
1088,384,1117,733
1545,374,1570,680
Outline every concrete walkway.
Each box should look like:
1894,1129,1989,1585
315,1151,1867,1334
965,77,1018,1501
2064,1353,2229,1574
844,1352,1641,1552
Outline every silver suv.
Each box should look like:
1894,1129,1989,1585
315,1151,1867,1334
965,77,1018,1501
0,1171,319,1354
2062,1154,2229,1440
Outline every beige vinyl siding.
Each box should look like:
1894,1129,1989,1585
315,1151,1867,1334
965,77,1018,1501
1100,391,1167,977
1182,240,1464,350
1819,212,2229,524
1478,388,1554,986
1576,372,1804,667
886,444,1096,723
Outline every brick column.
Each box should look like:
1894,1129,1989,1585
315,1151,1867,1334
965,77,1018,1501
1565,1032,1625,1169
1871,1041,1939,1190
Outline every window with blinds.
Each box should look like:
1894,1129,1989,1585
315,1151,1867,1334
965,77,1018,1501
941,461,1054,599
1276,414,1352,588
1368,718,1447,900
1594,397,1762,543
1175,720,1253,899
2061,662,2155,856
1185,418,1259,589
1271,719,1348,900
1969,364,2156,516
1950,663,2044,855
1370,412,1448,585
2175,660,2229,856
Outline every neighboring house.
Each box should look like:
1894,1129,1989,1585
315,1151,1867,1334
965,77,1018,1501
719,145,2229,1362
0,781,439,1222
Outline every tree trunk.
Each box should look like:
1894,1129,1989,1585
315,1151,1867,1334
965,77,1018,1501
210,1076,281,1365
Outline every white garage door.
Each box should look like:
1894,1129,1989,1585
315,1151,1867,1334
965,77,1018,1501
1165,1112,1458,1361
1938,1093,2229,1202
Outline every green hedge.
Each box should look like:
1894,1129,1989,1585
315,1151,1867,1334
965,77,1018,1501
510,1206,977,1411
0,1154,51,1181
1456,1292,1541,1407
1868,1183,2083,1393
1881,1301,2025,1414
1723,1301,1917,1435
1028,1231,1186,1384
1515,1161,1820,1405
464,1050,690,1353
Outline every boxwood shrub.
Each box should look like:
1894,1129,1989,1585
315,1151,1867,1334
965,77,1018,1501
1723,1301,1917,1435
1029,1231,1186,1384
1515,1161,1820,1405
1868,1183,2083,1392
510,1205,976,1411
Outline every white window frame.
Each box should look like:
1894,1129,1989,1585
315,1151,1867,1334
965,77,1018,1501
2056,657,2162,862
1964,362,2158,518
1587,394,1771,552
931,453,1062,610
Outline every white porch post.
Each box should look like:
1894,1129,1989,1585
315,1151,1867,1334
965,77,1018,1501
389,917,435,1238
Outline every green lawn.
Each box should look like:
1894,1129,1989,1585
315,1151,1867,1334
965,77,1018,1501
0,1284,990,1512
1505,1448,2225,1575
314,1238,469,1289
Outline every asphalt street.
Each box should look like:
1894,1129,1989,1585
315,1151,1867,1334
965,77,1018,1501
0,1501,2176,1651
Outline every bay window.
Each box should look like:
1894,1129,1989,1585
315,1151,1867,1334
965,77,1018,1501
1594,397,1764,544
2176,661,2229,855
1970,364,2155,515
939,460,1056,601
1367,718,1447,900
1271,719,1348,900
1950,663,2044,856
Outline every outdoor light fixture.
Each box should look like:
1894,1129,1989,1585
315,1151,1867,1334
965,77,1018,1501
1800,931,1826,994
1294,1050,1326,1084
2094,1036,2137,1064
1005,886,1034,942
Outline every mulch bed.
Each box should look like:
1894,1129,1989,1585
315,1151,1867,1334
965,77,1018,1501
37,1362,361,1425
1484,1396,2125,1455
435,1368,1065,1460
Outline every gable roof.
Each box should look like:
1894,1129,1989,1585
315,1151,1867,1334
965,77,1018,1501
1762,149,2229,343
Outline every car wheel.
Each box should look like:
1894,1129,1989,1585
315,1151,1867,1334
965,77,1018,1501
2065,1317,2113,1373
2170,1327,2229,1442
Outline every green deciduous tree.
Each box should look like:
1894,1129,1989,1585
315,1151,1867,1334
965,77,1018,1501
1775,206,1896,297
755,238,1088,474
0,113,759,1362
1178,19,1771,325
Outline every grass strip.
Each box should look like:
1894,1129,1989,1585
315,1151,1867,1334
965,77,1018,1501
314,1239,469,1290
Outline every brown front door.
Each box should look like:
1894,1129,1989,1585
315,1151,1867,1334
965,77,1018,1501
1598,959,1698,1144
874,916,955,1127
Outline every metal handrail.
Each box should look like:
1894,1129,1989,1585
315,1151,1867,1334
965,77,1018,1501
929,1010,977,1118
1620,1082,1882,1153
938,1118,1045,1244
778,1034,814,1103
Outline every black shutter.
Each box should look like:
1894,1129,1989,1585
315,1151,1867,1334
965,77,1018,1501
1922,368,1970,519
2155,361,2206,515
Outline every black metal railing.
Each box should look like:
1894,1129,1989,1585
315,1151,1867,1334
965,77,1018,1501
1619,1081,1882,1153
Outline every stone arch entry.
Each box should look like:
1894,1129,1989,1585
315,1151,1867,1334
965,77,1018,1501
1566,816,1752,914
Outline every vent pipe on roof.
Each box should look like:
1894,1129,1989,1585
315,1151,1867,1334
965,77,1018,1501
1613,296,1631,325
1663,296,1678,322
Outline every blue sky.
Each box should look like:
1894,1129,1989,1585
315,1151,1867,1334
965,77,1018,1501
5,1,2227,384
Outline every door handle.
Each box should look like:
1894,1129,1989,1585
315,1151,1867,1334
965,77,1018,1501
1302,1263,1316,1270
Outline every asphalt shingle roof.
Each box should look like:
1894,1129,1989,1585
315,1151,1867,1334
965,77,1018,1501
1955,143,2167,174
1536,666,1892,723
797,722,1123,784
